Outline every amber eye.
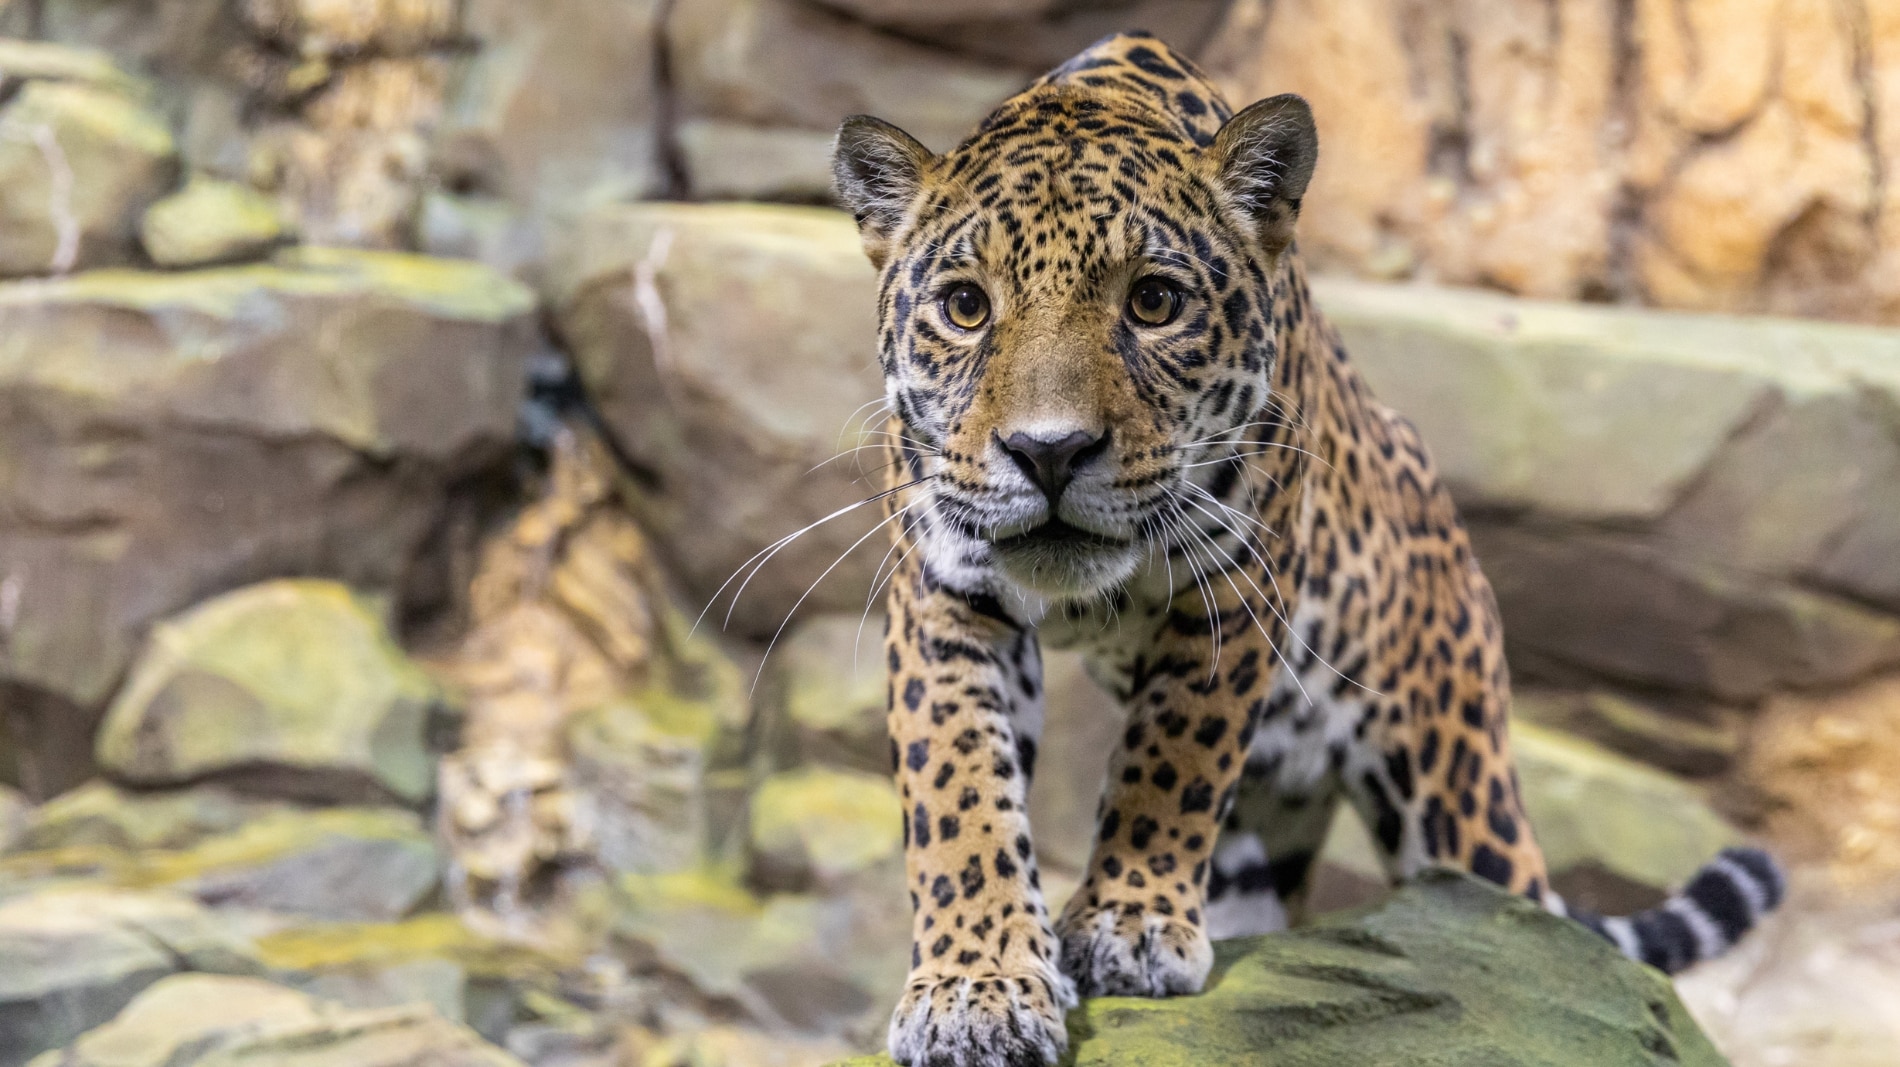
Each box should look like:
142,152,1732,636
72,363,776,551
942,284,991,331
1127,277,1182,326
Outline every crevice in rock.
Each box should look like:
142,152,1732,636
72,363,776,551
1842,0,1885,243
1425,20,1474,190
1600,0,1645,304
651,0,689,201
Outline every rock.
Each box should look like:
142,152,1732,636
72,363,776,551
0,61,178,277
757,614,890,775
139,178,288,267
1510,722,1743,897
0,887,259,1067
27,972,526,1067
826,0,1228,71
1,801,440,922
613,870,903,1041
1512,688,1742,779
565,680,747,879
675,121,836,204
1320,276,1900,701
10,781,294,854
836,869,1727,1066
668,0,1028,157
748,767,902,893
550,203,888,636
252,911,573,1036
95,580,443,805
0,248,534,796
434,0,665,242
0,787,25,854
1204,0,1900,324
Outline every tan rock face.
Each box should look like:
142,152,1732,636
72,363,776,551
1207,0,1900,323
551,203,891,637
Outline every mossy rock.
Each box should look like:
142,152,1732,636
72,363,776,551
834,870,1726,1067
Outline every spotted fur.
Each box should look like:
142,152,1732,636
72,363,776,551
831,33,1783,1067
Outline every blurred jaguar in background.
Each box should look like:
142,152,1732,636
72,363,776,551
830,31,1784,1067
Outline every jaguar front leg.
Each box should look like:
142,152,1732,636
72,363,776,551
1057,600,1287,998
883,563,1075,1067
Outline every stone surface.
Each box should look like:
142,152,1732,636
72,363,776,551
748,767,901,893
0,247,534,797
1,800,440,922
1322,276,1900,702
0,44,178,278
1513,687,1742,779
431,0,663,278
758,614,890,775
668,0,1029,158
139,178,288,267
676,121,836,204
837,870,1727,1066
614,869,905,1042
10,781,294,854
1205,0,1900,324
26,972,527,1067
95,580,443,805
0,887,259,1067
0,786,25,854
551,203,887,636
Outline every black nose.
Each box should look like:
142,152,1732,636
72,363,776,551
998,428,1110,503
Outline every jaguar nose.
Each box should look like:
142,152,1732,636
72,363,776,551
998,427,1110,503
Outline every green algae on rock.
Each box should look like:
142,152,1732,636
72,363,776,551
96,580,443,804
139,178,289,268
831,870,1728,1067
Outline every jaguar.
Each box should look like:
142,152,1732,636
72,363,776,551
827,31,1784,1067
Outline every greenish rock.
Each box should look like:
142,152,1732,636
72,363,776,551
748,766,902,891
615,868,906,1039
0,72,177,277
1321,723,1740,897
0,39,145,96
0,247,535,796
760,614,891,775
0,887,259,1067
96,580,442,805
138,178,288,268
1511,721,1741,893
566,639,751,876
676,120,836,202
26,973,527,1067
1513,688,1741,778
0,804,440,921
834,871,1727,1067
10,781,294,854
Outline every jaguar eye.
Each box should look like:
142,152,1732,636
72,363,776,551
1127,277,1182,326
942,284,991,331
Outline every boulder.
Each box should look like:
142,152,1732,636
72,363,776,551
550,203,888,635
1512,687,1741,779
0,887,259,1067
1322,276,1900,702
10,781,294,854
675,121,836,204
0,800,440,923
1319,722,1743,908
747,766,902,892
667,0,1028,158
26,972,526,1067
0,44,178,277
757,614,891,774
0,247,534,797
835,870,1728,1067
614,870,905,1040
0,787,25,853
822,0,1229,71
95,580,443,805
434,0,665,235
139,178,288,267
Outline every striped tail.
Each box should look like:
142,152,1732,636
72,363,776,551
1549,847,1786,974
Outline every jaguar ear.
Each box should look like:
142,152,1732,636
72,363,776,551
833,115,934,270
1210,94,1318,258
